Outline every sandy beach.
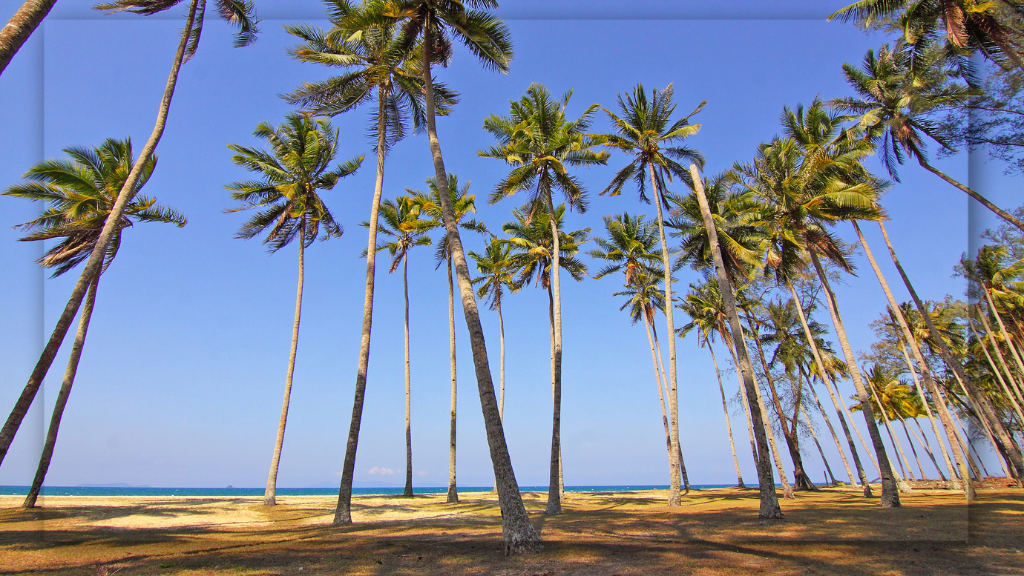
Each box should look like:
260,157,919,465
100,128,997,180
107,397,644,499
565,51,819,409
0,483,1021,575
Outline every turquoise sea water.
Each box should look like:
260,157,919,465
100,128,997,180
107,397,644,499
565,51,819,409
0,484,733,497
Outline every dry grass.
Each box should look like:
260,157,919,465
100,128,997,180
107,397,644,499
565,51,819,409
0,484,1021,575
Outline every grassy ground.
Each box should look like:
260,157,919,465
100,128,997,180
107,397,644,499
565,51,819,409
0,484,1021,575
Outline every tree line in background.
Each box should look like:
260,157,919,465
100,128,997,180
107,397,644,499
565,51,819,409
0,0,1023,556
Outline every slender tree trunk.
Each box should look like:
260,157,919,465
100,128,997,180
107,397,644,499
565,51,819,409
799,403,837,487
403,256,414,498
920,160,1024,233
808,248,901,507
0,0,57,76
744,339,795,499
970,314,1024,424
690,165,781,518
866,378,915,482
801,365,854,485
419,19,541,554
878,221,1024,480
896,336,955,482
726,332,761,473
913,418,947,481
498,297,505,421
709,341,744,487
0,0,199,468
787,280,869,493
335,87,389,524
23,272,99,508
645,316,676,485
541,190,565,515
985,288,1024,388
899,418,928,480
447,259,458,503
651,323,683,491
264,227,306,506
678,447,690,494
748,317,815,491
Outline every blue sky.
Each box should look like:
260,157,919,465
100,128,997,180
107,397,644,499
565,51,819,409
0,1,1012,490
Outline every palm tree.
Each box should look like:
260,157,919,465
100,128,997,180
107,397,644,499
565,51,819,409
590,213,686,488
480,82,608,515
225,112,362,506
0,0,57,76
599,83,705,507
469,238,518,422
416,174,486,504
3,138,186,508
351,0,540,553
367,194,434,498
283,0,459,524
0,0,256,470
688,165,783,519
831,41,1024,232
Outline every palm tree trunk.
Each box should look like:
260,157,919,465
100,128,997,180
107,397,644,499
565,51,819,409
23,272,99,508
690,165,781,518
543,270,562,515
649,165,683,507
912,418,947,481
799,403,836,486
851,220,967,491
919,160,1024,233
0,0,57,76
403,255,414,498
970,314,1024,424
264,226,305,506
807,248,901,507
801,364,854,485
980,294,1024,411
896,336,956,482
651,322,683,491
878,220,1024,481
335,87,389,524
708,341,744,487
743,339,795,499
644,316,676,486
498,297,505,421
898,418,928,480
748,317,815,491
447,259,458,504
419,18,541,554
0,0,199,469
786,280,868,492
866,378,915,482
722,328,761,475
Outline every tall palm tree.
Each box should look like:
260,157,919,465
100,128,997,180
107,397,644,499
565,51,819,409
0,0,256,469
283,0,459,523
599,83,705,507
469,238,518,422
416,174,486,504
225,112,362,506
688,164,783,519
3,138,186,508
480,82,608,515
831,41,1024,232
590,213,685,488
349,1,540,553
367,194,434,498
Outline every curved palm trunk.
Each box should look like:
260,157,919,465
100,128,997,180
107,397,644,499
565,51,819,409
403,256,414,498
264,229,305,506
420,19,541,554
691,166,781,518
919,160,1024,233
878,221,1024,481
23,272,99,508
748,318,815,491
0,0,57,76
644,316,676,486
709,341,744,487
447,259,458,503
854,222,970,495
335,88,389,524
649,166,683,507
786,280,870,493
651,323,684,491
808,248,901,507
0,0,199,469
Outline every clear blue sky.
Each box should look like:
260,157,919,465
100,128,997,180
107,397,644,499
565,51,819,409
0,1,1011,489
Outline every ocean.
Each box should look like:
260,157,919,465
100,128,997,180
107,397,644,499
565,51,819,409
0,484,734,497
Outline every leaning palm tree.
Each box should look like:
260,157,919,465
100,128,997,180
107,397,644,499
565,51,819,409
0,0,256,470
226,112,362,506
416,174,486,504
0,0,57,76
469,238,519,422
3,138,186,508
348,0,540,553
831,40,1024,232
367,193,434,498
479,82,608,515
598,83,705,507
283,0,458,521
